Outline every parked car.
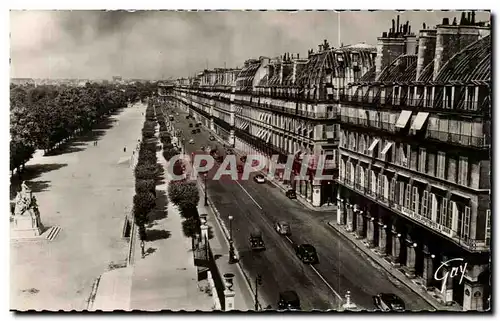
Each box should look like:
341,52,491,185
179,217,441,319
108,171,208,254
209,135,216,141
254,174,266,184
295,244,318,264
285,189,297,199
196,128,201,133
189,123,193,128
195,123,200,127
191,129,197,134
186,115,190,119
188,139,194,144
275,221,291,236
249,230,265,251
373,293,406,312
277,291,301,311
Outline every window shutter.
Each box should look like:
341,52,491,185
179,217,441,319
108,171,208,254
463,206,471,239
422,190,429,218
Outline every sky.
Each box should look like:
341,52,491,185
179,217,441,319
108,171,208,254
9,10,491,80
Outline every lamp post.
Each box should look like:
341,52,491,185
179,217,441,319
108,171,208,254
228,215,236,264
204,173,208,206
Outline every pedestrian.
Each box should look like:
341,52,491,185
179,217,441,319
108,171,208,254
124,147,127,152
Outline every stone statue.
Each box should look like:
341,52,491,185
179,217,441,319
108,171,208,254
13,181,34,216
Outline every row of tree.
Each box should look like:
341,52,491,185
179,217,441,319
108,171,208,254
156,105,202,239
133,101,160,241
10,81,158,175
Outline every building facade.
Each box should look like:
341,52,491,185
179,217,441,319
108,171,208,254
336,14,491,311
165,43,376,207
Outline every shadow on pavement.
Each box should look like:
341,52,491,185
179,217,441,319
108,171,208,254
149,190,168,222
145,247,157,257
146,229,171,241
10,163,67,200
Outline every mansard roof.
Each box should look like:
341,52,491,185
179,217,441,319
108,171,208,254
378,54,418,83
434,35,491,83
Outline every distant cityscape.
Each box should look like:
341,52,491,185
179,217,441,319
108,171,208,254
10,76,157,87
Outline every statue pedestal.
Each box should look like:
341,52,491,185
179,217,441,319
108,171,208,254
11,214,44,239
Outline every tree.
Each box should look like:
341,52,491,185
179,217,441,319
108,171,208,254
167,180,200,214
135,164,157,180
135,179,156,195
163,148,179,162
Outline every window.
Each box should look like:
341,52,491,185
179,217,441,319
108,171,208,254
437,152,446,179
422,190,429,218
399,182,405,205
440,198,448,225
486,209,491,245
359,135,366,154
400,144,410,168
346,161,351,184
340,159,345,180
444,86,453,109
412,186,419,213
419,148,427,173
448,201,455,230
458,156,468,186
378,174,385,198
371,171,377,194
405,184,411,209
350,163,355,183
390,178,396,201
462,206,471,239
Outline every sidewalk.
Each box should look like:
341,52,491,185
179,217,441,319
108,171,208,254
196,194,255,311
326,220,461,311
127,141,214,311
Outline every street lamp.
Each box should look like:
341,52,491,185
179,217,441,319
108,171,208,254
228,215,237,264
204,173,208,206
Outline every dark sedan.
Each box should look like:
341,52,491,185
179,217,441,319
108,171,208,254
373,293,406,311
295,244,319,264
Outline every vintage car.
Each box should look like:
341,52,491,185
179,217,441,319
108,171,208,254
373,293,406,311
249,230,266,251
209,135,216,141
277,291,301,311
285,189,297,199
295,244,319,264
189,123,193,127
254,174,266,184
275,221,291,236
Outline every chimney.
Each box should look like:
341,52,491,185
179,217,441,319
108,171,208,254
392,19,395,36
397,15,400,33
433,14,481,80
297,53,300,59
443,18,449,25
375,17,406,80
416,29,437,80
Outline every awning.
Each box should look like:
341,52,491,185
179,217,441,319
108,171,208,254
395,110,413,128
396,172,411,180
266,131,272,143
242,122,250,131
326,132,335,139
367,139,380,152
411,177,428,185
431,184,448,193
410,112,430,131
450,191,471,202
381,142,394,156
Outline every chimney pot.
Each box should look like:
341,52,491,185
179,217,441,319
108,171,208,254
382,31,388,38
423,22,426,29
443,18,449,25
392,19,395,34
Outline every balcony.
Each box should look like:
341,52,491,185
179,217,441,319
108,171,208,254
337,177,489,252
239,100,338,120
339,94,488,116
339,116,396,133
427,130,490,148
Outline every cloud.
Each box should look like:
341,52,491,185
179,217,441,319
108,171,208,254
10,10,491,80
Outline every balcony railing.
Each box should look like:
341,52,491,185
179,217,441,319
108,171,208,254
337,177,489,252
427,130,489,148
340,116,396,133
241,100,338,120
340,94,488,115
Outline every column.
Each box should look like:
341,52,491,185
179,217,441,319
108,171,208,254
405,240,417,278
355,210,365,239
346,204,354,232
337,191,345,225
229,129,235,147
463,281,485,311
312,180,321,207
366,215,376,248
377,222,387,256
422,246,435,288
390,229,402,267
439,256,454,306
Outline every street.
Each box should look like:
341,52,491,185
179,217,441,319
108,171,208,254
165,102,434,311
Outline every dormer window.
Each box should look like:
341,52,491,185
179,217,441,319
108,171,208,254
465,86,477,110
393,86,401,105
443,86,454,109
